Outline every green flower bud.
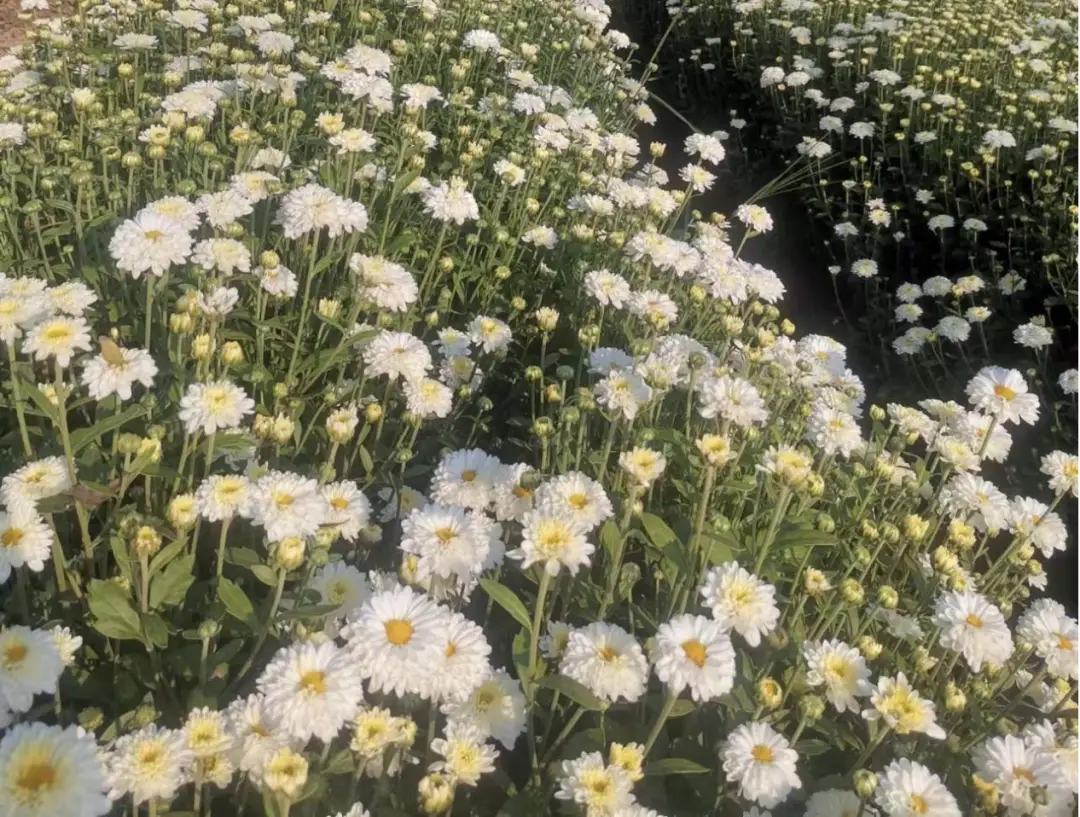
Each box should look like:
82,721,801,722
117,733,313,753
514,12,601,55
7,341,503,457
798,694,826,723
854,769,878,799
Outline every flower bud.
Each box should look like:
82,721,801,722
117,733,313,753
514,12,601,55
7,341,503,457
608,743,645,782
273,537,306,571
798,694,825,723
117,432,142,455
945,681,967,712
877,585,899,609
524,365,543,382
914,646,938,674
132,525,162,559
168,494,198,531
853,546,873,567
419,773,455,814
756,677,783,709
532,417,554,437
221,341,244,366
854,769,878,799
804,568,830,596
856,635,881,660
972,774,999,813
191,333,214,360
170,312,193,333
364,403,384,424
869,405,886,422
133,704,158,728
78,707,105,731
198,619,221,639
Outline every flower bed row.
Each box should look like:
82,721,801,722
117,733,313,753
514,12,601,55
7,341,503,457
0,0,1076,816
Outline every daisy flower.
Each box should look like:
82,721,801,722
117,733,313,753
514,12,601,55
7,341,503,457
429,721,498,787
651,614,736,701
0,627,63,713
874,759,960,817
0,512,53,584
932,590,1014,671
311,563,371,618
965,367,1039,425
1016,600,1078,680
700,563,780,647
343,586,444,697
802,639,873,713
257,641,364,743
556,751,635,815
0,722,111,817
178,380,255,435
108,211,193,279
441,669,526,750
195,475,254,522
430,449,502,510
510,511,593,576
81,343,157,402
720,721,801,808
427,613,492,703
400,504,490,584
362,330,432,382
618,447,667,487
21,317,91,368
534,472,613,531
1040,451,1078,497
863,673,945,739
559,622,648,703
321,481,372,543
1,458,71,518
250,471,325,542
973,735,1072,816
105,725,193,804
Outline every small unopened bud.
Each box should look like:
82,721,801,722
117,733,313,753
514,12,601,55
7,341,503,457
945,681,967,712
191,333,214,360
273,537,306,572
798,694,825,723
756,677,782,709
364,403,383,424
854,769,878,799
877,586,899,609
168,494,198,531
132,525,162,559
419,773,455,815
856,635,882,660
221,341,244,366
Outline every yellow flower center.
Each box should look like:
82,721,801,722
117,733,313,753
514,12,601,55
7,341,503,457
327,581,348,604
993,384,1016,401
965,614,984,629
512,485,532,498
1057,634,1074,651
43,324,73,342
568,493,589,510
1065,462,1078,478
598,646,621,663
144,230,163,241
384,618,414,646
272,491,295,509
3,642,28,666
299,670,327,695
681,639,707,668
460,469,477,483
1,527,24,548
330,497,349,510
1014,766,1036,783
725,581,755,610
824,655,853,681
751,744,773,763
13,754,56,802
910,794,929,814
205,387,230,411
475,689,496,710
434,527,456,544
135,745,162,768
445,642,458,658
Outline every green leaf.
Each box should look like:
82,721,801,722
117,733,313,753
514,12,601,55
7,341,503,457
536,675,605,711
217,578,256,627
70,404,146,453
277,604,341,621
772,523,837,551
478,578,533,632
644,758,710,776
599,520,621,560
149,555,195,609
18,379,60,423
795,739,832,757
249,564,280,587
147,538,186,576
704,529,741,564
324,749,356,775
668,699,697,718
496,792,548,817
88,580,142,641
640,513,678,550
141,613,170,649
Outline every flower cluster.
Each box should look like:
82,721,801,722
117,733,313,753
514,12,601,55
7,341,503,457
0,0,1076,816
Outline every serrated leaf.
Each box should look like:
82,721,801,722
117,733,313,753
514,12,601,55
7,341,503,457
217,577,256,628
147,538,186,576
644,758,710,776
149,555,195,609
771,523,837,551
88,579,142,640
141,612,169,649
324,749,356,775
537,675,605,711
478,578,533,632
640,513,678,550
277,604,341,621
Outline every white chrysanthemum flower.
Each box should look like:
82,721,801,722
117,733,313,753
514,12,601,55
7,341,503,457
628,289,679,328
257,641,364,743
49,627,81,667
276,184,367,239
556,751,635,815
0,512,53,584
343,586,444,697
178,380,255,435
311,563,371,618
875,759,960,817
258,265,298,298
938,472,1009,532
618,447,666,487
195,475,253,522
510,511,593,576
362,330,432,382
422,177,479,224
192,239,251,275
427,613,492,704
109,211,193,279
534,472,612,532
21,317,91,368
468,315,513,354
0,294,46,343
863,673,945,739
1040,451,1078,497
403,377,453,419
430,720,498,786
442,669,525,750
430,449,501,510
401,504,490,584
183,708,233,759
933,590,1014,671
349,254,418,313
966,367,1039,425
1,458,71,518
82,345,157,402
802,639,873,713
584,269,632,308
321,481,371,542
595,369,652,421
105,724,193,804
697,375,768,426
652,614,736,701
560,623,648,703
720,721,801,808
806,402,862,458
197,189,253,229
700,563,780,647
251,471,326,542
226,694,285,779
0,627,62,713
260,747,308,798
1022,721,1079,795
230,171,279,203
1016,600,1078,680
804,789,862,817
974,734,1072,816
45,281,97,316
0,722,111,817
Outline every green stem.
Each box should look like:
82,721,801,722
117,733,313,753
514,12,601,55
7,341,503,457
642,690,679,756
